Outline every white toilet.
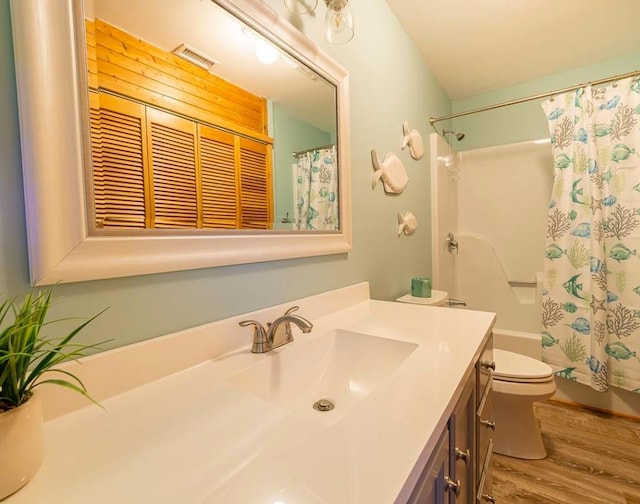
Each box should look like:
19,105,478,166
492,349,555,459
397,291,556,460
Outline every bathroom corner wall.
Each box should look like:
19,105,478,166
0,0,450,352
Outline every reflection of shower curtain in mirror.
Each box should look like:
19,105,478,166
294,146,339,230
541,77,640,394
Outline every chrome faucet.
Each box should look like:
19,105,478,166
446,232,459,254
239,306,313,353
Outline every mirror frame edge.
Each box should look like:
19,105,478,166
10,0,352,286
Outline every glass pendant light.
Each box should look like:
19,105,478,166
324,0,354,44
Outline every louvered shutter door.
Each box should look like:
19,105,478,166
89,92,105,226
238,138,272,229
199,125,238,229
146,108,198,229
91,92,147,228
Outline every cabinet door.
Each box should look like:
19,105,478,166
90,92,149,229
238,137,273,229
409,430,450,504
199,125,238,229
450,378,475,504
146,107,198,229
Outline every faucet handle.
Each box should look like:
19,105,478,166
281,306,300,343
238,320,269,354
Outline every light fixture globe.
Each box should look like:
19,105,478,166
324,0,354,44
284,0,319,15
255,39,279,64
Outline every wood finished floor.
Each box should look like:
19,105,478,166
493,400,640,504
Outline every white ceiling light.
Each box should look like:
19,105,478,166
255,39,279,65
242,27,280,65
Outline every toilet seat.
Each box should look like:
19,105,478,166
493,349,554,383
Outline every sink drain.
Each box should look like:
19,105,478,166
312,398,335,412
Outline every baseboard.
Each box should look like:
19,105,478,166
548,397,640,422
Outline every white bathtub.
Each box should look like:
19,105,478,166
492,328,541,360
491,327,640,418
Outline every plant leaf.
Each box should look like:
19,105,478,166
0,290,109,407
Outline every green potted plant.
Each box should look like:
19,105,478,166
0,290,104,499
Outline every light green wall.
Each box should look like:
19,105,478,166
271,105,332,225
0,0,450,351
452,52,640,151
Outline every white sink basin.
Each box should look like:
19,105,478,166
227,329,418,424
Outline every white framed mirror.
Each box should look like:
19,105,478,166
10,0,351,285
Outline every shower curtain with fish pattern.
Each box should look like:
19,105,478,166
542,76,640,393
294,146,339,231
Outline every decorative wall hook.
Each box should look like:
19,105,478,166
401,121,424,160
371,149,409,194
397,211,417,236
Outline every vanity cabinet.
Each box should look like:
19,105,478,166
407,335,494,504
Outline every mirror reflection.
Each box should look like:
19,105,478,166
84,0,339,232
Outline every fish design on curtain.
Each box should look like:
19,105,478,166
294,146,339,231
542,76,640,393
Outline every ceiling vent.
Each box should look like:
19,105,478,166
172,44,219,71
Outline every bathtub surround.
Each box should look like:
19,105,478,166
541,78,640,394
432,137,551,333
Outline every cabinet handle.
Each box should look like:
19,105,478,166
444,476,461,497
480,419,496,431
481,494,496,503
455,447,471,465
480,360,496,372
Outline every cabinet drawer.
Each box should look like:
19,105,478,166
476,384,493,478
476,335,494,408
476,440,495,504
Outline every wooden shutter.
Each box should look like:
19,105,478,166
199,125,238,229
89,92,105,225
238,138,273,229
88,92,273,231
146,108,198,229
90,92,147,229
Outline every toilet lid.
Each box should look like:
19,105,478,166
396,290,448,306
493,349,554,383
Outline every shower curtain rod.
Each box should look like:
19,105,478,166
429,68,640,126
292,144,335,157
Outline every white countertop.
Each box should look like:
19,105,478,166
7,297,495,504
